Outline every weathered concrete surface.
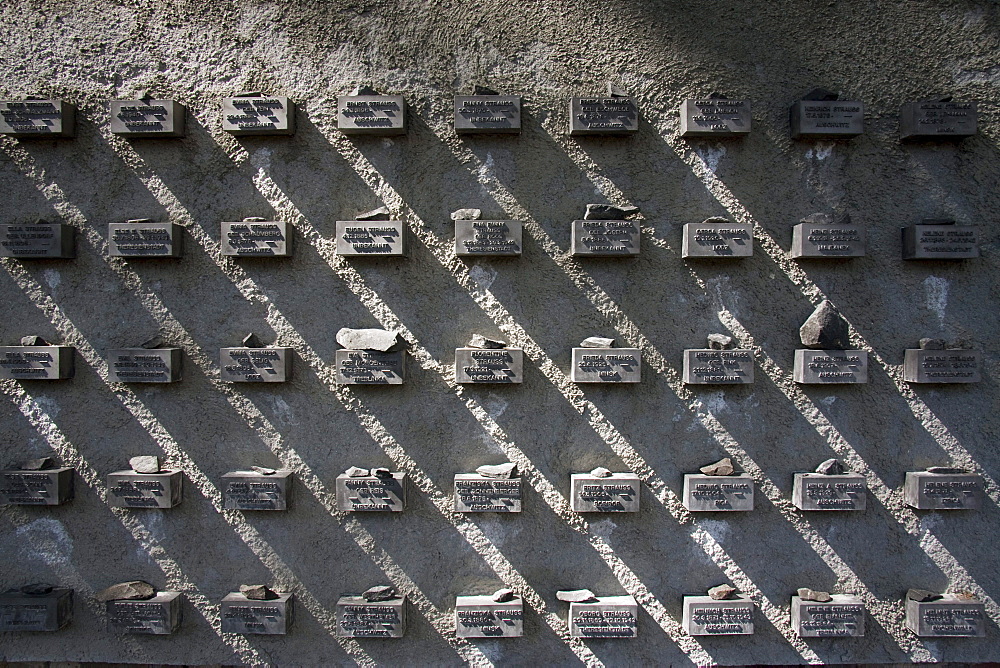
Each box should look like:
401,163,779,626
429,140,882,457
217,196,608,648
0,0,998,665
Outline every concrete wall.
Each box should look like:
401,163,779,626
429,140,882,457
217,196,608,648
1,0,998,665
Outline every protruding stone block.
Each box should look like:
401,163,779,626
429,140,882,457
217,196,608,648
683,474,754,511
455,595,523,637
791,223,865,258
455,347,524,383
454,96,521,134
454,474,521,512
790,100,864,139
683,595,754,635
793,350,867,384
221,219,291,257
569,97,638,136
108,221,183,257
571,220,640,256
571,348,641,383
791,595,864,637
455,220,522,256
335,350,405,385
222,95,295,135
107,348,182,383
0,222,75,258
900,101,977,141
906,595,985,637
223,470,292,510
682,222,752,258
337,595,406,637
793,473,866,511
0,467,74,505
0,100,75,137
110,100,185,138
902,224,978,260
571,473,640,512
569,596,638,638
336,472,405,512
220,347,292,383
221,592,293,634
107,591,182,634
337,95,406,135
683,349,754,385
903,471,982,510
679,99,751,137
0,345,74,380
107,470,183,509
0,587,73,631
336,220,407,256
903,349,980,383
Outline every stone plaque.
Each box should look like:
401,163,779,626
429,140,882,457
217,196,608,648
683,474,754,511
569,97,638,136
793,350,868,384
336,220,407,256
0,467,74,505
223,470,292,511
454,474,521,512
337,95,406,135
110,100,185,138
219,347,292,383
454,220,522,256
455,596,523,637
903,349,980,384
0,222,75,258
0,345,74,380
454,96,521,134
900,101,977,141
571,473,640,512
571,220,640,256
679,99,751,137
569,596,638,638
107,470,183,509
792,473,866,511
905,596,985,637
222,96,295,135
903,471,982,510
107,592,182,634
791,223,865,258
790,100,864,139
0,100,74,137
107,348,182,383
455,347,524,383
335,350,405,385
108,221,183,258
791,595,865,637
336,472,405,512
571,348,641,383
221,592,293,634
682,222,752,258
683,349,754,385
683,596,754,635
0,587,73,631
221,220,291,257
337,595,406,637
902,224,978,260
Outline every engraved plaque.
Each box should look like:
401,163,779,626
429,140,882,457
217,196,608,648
221,592,293,634
222,96,295,136
336,472,405,512
792,473,866,511
337,95,406,135
903,349,980,384
107,348,182,383
454,96,521,134
571,348,641,383
569,97,638,136
0,222,75,258
900,101,977,141
902,224,978,260
569,596,638,638
0,587,73,631
108,222,182,258
791,595,865,637
221,220,291,257
683,474,754,511
682,222,752,258
0,346,74,380
571,220,640,256
335,350,405,385
905,596,985,637
793,350,868,384
455,347,524,383
336,220,407,256
0,467,74,505
791,223,865,258
337,595,405,637
790,100,864,139
903,471,982,510
454,220,522,256
110,100,185,138
454,474,521,512
107,592,182,634
679,99,751,137
571,473,640,512
683,596,754,635
683,349,754,385
219,347,292,383
0,100,75,137
222,470,292,511
455,595,523,637
107,470,183,509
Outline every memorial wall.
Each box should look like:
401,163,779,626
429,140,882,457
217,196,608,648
0,0,997,665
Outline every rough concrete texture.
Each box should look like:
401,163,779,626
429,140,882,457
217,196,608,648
0,1,998,666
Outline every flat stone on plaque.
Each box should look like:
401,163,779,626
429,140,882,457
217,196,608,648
903,471,982,510
683,349,754,385
337,95,406,135
107,470,183,509
336,471,405,512
223,470,292,510
335,350,405,385
454,474,521,512
679,98,751,137
793,473,866,511
900,100,977,141
905,594,985,637
454,95,521,134
221,591,293,634
221,219,291,257
793,350,867,384
791,223,865,258
0,586,73,631
0,100,75,137
569,97,638,136
455,220,522,256
222,95,295,135
0,467,74,505
107,591,182,634
903,349,980,383
791,595,864,637
683,595,755,635
455,595,523,637
337,594,406,637
571,348,641,383
790,99,864,140
571,220,640,256
0,345,74,380
571,472,640,512
107,348,182,383
0,222,75,258
110,99,185,138
683,474,754,511
682,222,752,258
569,595,638,638
108,220,183,258
220,346,292,382
455,347,524,383
336,220,407,256
902,223,978,260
